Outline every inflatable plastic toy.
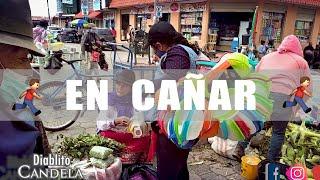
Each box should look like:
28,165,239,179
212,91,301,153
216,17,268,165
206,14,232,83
156,53,273,149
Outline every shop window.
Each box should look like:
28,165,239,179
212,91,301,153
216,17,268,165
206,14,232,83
295,20,313,43
209,12,252,48
261,12,284,44
180,12,203,41
159,13,170,22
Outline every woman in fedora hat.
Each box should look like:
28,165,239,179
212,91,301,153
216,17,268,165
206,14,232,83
0,0,50,176
97,70,151,164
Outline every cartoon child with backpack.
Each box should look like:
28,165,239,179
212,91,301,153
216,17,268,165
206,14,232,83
12,79,42,116
283,76,312,113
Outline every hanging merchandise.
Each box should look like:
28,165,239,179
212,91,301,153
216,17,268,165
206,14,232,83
261,12,284,44
155,53,274,149
180,3,205,42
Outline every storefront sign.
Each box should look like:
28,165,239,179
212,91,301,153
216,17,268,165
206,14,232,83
147,5,154,13
93,0,101,11
156,6,163,18
170,3,179,12
57,0,63,14
81,0,89,16
62,0,73,5
102,0,106,9
180,3,206,12
121,2,181,15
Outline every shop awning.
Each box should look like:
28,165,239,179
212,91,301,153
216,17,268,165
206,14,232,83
74,12,84,19
89,11,103,19
110,0,153,8
271,0,320,7
74,11,103,19
110,0,205,8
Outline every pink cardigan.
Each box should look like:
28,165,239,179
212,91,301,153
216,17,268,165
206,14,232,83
256,35,312,95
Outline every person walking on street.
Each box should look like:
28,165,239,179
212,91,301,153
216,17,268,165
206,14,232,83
111,27,117,40
33,19,48,53
80,28,100,67
256,35,312,161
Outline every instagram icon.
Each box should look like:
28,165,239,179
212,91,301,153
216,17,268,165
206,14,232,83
286,165,307,180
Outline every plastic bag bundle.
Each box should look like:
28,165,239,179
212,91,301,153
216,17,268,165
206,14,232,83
89,146,113,160
208,136,238,160
79,158,122,180
90,155,115,169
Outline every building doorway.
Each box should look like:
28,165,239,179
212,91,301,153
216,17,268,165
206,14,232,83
159,13,170,22
209,12,253,51
121,14,129,41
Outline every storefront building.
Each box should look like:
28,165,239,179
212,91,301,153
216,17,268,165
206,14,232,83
103,11,116,28
52,0,80,27
110,0,320,49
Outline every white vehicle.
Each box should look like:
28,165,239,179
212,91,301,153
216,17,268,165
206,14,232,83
47,25,62,38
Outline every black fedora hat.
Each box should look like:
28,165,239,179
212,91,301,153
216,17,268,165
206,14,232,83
0,0,45,56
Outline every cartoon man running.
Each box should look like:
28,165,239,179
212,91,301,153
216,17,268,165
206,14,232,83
283,76,312,113
12,78,42,116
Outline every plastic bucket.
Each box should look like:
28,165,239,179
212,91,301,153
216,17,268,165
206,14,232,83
241,155,261,180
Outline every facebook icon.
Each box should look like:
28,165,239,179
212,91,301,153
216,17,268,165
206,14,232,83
266,163,280,180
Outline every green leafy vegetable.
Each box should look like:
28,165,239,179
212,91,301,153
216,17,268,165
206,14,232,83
55,134,125,160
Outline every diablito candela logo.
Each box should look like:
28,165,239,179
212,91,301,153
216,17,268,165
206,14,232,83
17,154,83,179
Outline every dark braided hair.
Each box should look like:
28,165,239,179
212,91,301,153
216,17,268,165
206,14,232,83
148,22,200,55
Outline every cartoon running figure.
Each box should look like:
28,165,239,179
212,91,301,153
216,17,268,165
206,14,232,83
12,78,42,116
283,76,312,113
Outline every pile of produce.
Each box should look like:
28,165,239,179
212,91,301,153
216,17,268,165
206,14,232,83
281,122,320,168
55,134,125,160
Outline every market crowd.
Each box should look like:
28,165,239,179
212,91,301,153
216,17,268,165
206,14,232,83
0,0,317,179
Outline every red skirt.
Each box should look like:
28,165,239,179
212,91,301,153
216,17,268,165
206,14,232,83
99,130,151,164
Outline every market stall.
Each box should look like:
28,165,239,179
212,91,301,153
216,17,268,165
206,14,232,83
261,12,284,45
295,7,316,46
180,3,206,44
260,3,286,45
209,2,255,51
54,134,124,179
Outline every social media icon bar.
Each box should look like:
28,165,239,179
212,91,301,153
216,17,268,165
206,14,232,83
286,165,306,180
266,163,280,180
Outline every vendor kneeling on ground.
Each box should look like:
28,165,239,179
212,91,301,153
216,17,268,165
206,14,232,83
96,70,151,164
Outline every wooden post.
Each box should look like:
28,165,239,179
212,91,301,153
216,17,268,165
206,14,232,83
310,8,320,47
200,1,210,48
283,4,298,37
